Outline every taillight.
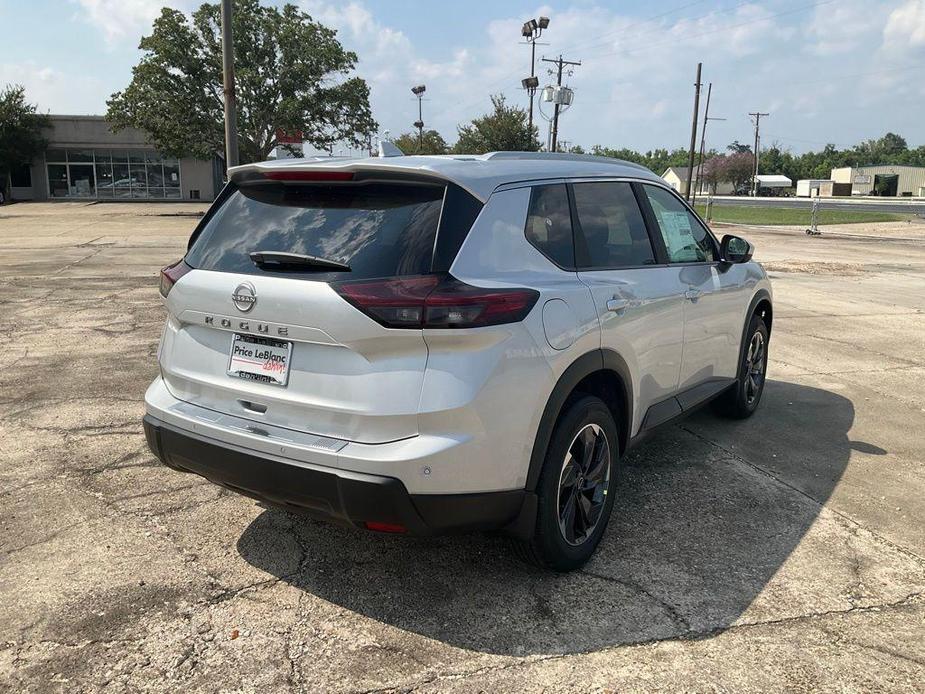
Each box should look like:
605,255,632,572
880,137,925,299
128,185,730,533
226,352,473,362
333,274,539,329
159,260,191,298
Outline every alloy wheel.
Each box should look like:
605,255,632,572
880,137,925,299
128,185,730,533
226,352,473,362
745,331,766,404
556,423,611,546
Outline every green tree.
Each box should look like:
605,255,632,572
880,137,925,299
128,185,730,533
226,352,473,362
107,0,377,164
393,129,448,155
0,84,50,203
589,145,689,174
857,132,907,162
724,151,755,191
453,94,540,154
701,154,726,193
727,140,752,154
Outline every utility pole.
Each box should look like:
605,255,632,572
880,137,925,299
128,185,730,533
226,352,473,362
749,111,769,196
692,83,725,205
220,0,238,169
541,55,581,152
684,62,702,202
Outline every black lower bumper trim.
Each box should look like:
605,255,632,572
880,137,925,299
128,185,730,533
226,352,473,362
143,415,525,536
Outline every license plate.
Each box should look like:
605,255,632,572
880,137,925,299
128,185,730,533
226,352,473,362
227,333,292,387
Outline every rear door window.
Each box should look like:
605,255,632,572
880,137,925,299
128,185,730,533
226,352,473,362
185,182,445,280
524,184,575,268
572,181,656,269
641,184,716,263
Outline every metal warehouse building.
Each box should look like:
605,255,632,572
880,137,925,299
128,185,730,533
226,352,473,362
10,115,221,202
831,164,925,197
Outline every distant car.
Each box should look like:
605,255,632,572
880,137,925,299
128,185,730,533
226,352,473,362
144,152,773,571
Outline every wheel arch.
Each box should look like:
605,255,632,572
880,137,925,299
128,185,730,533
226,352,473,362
738,289,773,377
525,349,633,493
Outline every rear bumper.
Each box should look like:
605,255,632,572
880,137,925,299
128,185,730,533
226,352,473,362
143,415,527,536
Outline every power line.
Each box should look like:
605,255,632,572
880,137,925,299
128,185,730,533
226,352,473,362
556,0,713,55
425,0,806,129
586,0,836,60
560,0,772,57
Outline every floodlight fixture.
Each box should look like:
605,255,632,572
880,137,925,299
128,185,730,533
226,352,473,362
522,76,540,90
538,16,550,29
411,85,426,96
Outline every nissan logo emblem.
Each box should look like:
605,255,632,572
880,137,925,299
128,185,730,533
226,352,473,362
232,282,257,312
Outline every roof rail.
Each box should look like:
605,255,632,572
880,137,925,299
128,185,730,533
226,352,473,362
482,151,651,171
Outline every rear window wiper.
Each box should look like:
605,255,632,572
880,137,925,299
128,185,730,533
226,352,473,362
249,251,351,271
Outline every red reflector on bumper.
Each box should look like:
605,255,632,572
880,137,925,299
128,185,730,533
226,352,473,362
364,521,407,534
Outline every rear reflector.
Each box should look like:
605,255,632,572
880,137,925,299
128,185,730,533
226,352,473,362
364,521,407,534
263,171,354,182
159,259,192,298
333,274,539,329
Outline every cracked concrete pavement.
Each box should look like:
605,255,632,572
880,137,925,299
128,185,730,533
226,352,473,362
0,202,923,692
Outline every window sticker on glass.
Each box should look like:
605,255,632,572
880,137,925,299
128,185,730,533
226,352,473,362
661,211,700,262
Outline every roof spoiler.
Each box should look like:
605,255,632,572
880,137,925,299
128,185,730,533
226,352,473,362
379,140,404,158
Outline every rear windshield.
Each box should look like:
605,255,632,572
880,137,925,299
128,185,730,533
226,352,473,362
185,182,445,280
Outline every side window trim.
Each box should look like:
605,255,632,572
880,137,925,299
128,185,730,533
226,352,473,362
565,182,589,269
631,182,670,265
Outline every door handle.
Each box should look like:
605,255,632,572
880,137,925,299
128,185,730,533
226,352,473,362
606,297,629,313
684,288,702,302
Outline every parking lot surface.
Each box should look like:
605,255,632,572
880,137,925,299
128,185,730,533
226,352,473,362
1,202,924,692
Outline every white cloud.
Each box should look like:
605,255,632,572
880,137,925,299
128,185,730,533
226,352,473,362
883,0,925,48
69,0,195,43
0,62,106,114
805,0,884,56
35,0,925,152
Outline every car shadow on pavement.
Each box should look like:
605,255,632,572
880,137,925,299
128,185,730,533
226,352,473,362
237,379,857,656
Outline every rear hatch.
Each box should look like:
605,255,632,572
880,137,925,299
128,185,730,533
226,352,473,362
159,172,466,444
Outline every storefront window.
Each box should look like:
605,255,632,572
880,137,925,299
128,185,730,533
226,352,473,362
96,159,114,197
146,163,165,187
48,164,68,197
69,164,95,197
44,148,182,199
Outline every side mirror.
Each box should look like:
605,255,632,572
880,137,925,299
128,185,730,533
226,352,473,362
721,234,753,263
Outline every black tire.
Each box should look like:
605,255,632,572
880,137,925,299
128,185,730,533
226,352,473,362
714,314,769,419
514,395,619,572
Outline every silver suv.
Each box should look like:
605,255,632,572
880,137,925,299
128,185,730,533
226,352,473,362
144,152,772,571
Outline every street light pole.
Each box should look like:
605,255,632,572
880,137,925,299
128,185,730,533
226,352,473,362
221,0,239,169
521,17,549,150
411,85,426,153
529,38,536,135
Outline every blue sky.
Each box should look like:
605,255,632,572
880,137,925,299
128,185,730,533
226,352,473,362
2,0,924,154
